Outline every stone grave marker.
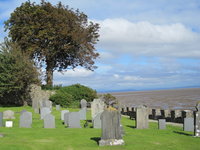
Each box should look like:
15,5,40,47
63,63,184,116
80,99,87,108
136,105,149,129
44,114,55,128
158,119,166,130
93,112,102,128
0,112,3,127
79,108,86,120
40,107,51,119
5,121,13,127
91,99,105,119
56,105,60,111
20,111,32,128
64,112,70,126
3,110,15,119
68,112,81,128
195,102,200,137
99,110,124,146
61,110,69,121
184,117,194,132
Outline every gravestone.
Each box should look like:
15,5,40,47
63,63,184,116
64,112,70,126
99,110,124,146
155,109,162,119
80,99,87,108
93,112,102,128
136,105,149,129
56,105,60,111
158,119,166,130
184,118,194,132
0,112,3,127
91,99,105,119
61,110,69,121
20,112,32,128
44,114,55,128
68,112,81,128
5,121,13,127
195,102,200,137
79,108,87,120
3,110,15,119
40,107,51,119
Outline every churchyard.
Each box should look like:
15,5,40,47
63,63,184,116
0,105,200,150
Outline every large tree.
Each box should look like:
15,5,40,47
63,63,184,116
5,0,100,86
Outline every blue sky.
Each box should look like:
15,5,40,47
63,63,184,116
1,0,200,92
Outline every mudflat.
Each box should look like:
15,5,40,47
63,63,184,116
110,88,200,110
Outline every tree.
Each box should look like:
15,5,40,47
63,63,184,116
0,41,39,106
5,0,100,86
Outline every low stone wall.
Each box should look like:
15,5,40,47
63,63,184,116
120,106,195,123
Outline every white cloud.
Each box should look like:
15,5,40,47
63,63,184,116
96,18,200,58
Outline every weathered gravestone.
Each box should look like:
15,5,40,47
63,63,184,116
61,110,69,121
158,119,166,130
20,112,32,128
93,112,102,128
64,112,70,126
0,112,3,127
80,99,87,108
79,108,87,120
184,117,194,132
91,99,105,119
136,105,149,129
3,110,15,119
44,114,55,128
99,110,124,146
56,105,60,111
195,102,200,137
68,112,81,128
40,107,51,119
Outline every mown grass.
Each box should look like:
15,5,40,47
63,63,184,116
0,106,199,150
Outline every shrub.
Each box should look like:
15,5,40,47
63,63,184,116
49,91,72,107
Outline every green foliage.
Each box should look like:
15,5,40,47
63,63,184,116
49,84,97,107
0,41,39,106
101,93,117,106
49,90,72,107
5,0,100,86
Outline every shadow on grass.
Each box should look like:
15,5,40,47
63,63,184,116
90,137,100,144
126,125,136,129
173,131,193,136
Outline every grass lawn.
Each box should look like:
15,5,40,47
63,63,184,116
0,106,199,150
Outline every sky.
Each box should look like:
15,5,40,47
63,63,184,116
0,0,200,92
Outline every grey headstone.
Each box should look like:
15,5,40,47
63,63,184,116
68,112,81,128
91,99,105,119
136,105,149,129
93,112,102,128
3,110,15,119
64,112,70,126
79,108,87,120
0,112,3,127
195,102,200,137
61,110,69,121
40,107,51,119
56,105,60,111
158,119,166,130
99,110,124,146
44,114,55,128
19,112,32,128
175,110,182,118
80,99,87,108
184,117,194,132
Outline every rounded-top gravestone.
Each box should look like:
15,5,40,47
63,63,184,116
3,110,15,119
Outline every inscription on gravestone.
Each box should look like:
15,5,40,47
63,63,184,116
44,114,55,128
20,112,32,128
68,112,81,128
99,110,124,146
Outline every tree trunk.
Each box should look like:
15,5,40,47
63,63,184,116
46,59,54,86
